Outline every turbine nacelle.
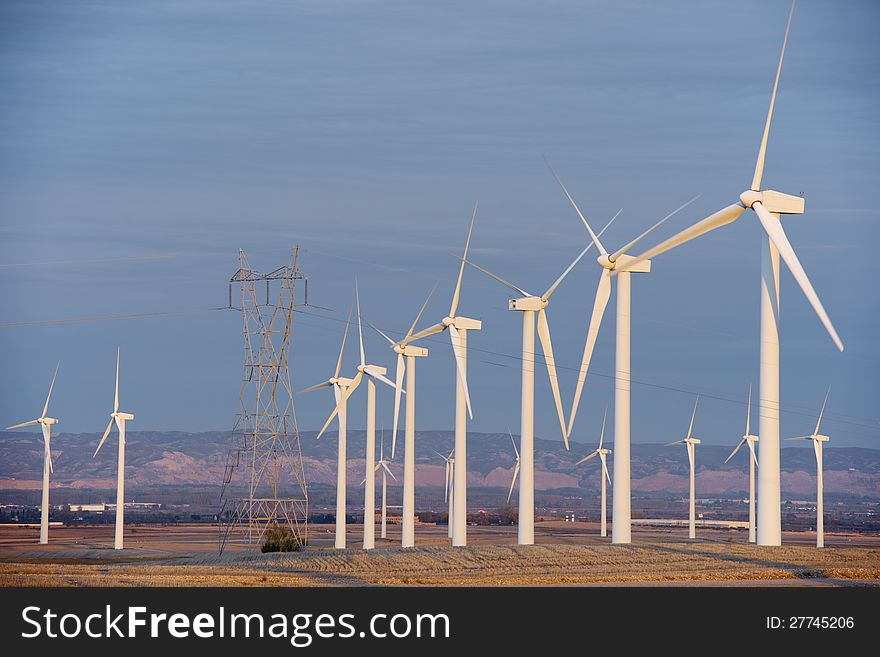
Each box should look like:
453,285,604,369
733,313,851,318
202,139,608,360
112,412,135,421
39,417,59,426
396,344,428,358
508,296,546,312
739,189,804,215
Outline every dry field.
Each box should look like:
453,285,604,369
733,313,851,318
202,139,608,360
1,523,878,587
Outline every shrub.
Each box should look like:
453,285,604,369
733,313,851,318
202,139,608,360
260,523,306,552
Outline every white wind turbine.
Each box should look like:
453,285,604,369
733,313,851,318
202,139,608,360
574,407,612,537
362,427,396,540
546,159,699,545
785,388,831,548
314,284,398,550
665,397,702,540
6,364,60,545
93,348,134,551
506,429,520,505
407,204,481,547
433,448,456,539
371,288,435,548
724,384,760,543
618,2,843,546
462,246,588,545
302,309,355,549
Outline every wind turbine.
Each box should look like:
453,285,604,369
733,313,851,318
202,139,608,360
363,427,396,540
302,308,356,549
433,448,456,539
546,159,699,545
574,407,612,537
462,246,587,545
371,287,434,548
724,384,760,543
665,396,701,540
5,364,60,545
506,429,520,505
785,388,831,548
618,1,843,546
93,348,134,551
315,283,398,550
407,204,481,547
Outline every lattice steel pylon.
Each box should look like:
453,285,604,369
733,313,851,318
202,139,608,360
218,247,309,553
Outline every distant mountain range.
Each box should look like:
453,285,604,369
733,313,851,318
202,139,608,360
1,430,878,498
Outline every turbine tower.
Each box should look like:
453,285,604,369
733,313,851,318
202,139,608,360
620,2,843,546
725,384,759,543
665,397,701,540
303,309,356,549
433,448,456,539
315,283,397,550
463,247,586,545
93,348,134,550
408,203,481,547
574,407,612,537
546,160,698,544
5,364,60,545
785,388,831,548
371,288,434,548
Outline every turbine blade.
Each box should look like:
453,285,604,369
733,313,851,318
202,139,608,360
94,418,114,457
542,243,592,301
576,451,598,465
507,461,520,503
408,322,446,343
365,369,398,391
391,352,404,458
382,461,397,481
747,440,759,468
544,157,607,255
300,382,330,394
598,405,608,450
444,462,450,502
608,195,701,263
664,440,685,447
448,324,473,419
450,202,478,318
602,457,612,486
355,281,365,367
784,436,813,441
5,419,39,430
368,321,396,347
751,0,795,192
316,371,363,440
814,385,831,436
536,308,568,449
724,439,746,464
403,284,438,343
456,256,530,297
567,269,611,437
41,425,53,474
687,442,695,472
42,362,60,418
687,396,699,440
507,427,519,459
753,202,844,351
616,203,746,273
114,347,120,413
745,383,752,436
335,306,352,379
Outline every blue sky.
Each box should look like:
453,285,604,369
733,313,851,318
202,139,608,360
1,0,878,449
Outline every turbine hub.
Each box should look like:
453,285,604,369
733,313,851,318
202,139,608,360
597,254,614,269
739,190,762,208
